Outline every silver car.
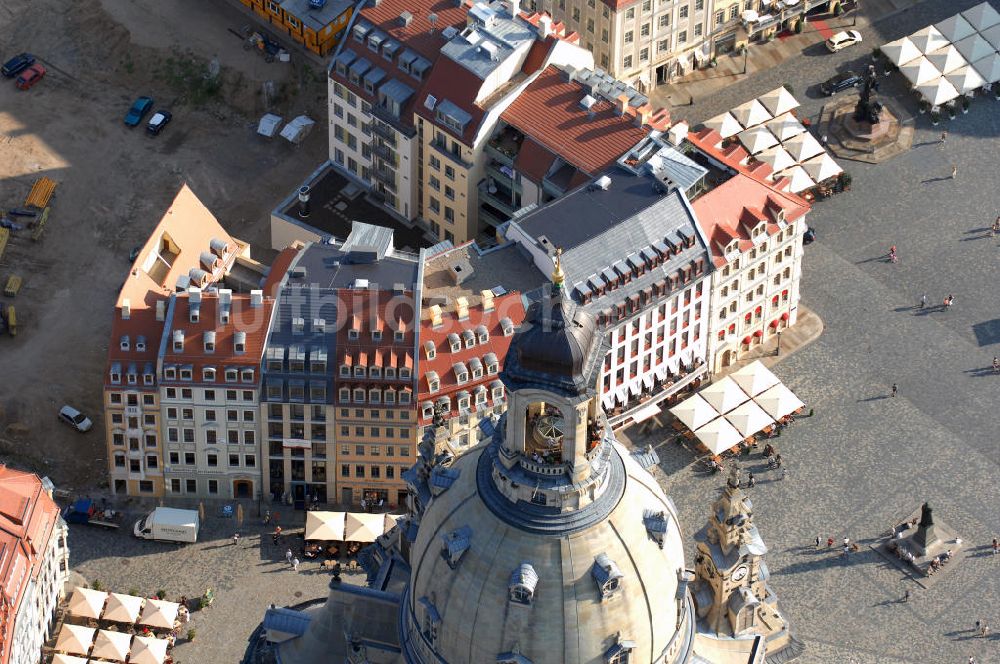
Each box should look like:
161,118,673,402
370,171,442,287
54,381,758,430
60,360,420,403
58,405,93,432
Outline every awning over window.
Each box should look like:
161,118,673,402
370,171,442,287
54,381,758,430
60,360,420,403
781,312,790,321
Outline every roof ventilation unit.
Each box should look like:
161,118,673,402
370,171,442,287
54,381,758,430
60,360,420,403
591,175,612,191
399,10,413,26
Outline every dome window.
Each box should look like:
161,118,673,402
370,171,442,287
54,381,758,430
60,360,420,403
591,553,624,599
440,525,472,569
417,596,441,646
604,638,635,663
508,563,538,605
643,509,668,549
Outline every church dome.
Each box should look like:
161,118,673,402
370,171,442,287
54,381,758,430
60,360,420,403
513,297,598,379
400,435,695,664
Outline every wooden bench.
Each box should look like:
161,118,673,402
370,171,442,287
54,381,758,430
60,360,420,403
3,275,21,297
24,177,57,209
31,207,50,242
0,228,8,263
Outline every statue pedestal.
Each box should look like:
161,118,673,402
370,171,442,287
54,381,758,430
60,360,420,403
872,505,965,589
822,96,913,164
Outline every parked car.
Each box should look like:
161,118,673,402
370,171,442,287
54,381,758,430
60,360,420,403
14,63,45,90
803,227,816,245
146,110,172,135
820,70,863,96
1,52,35,78
825,30,863,53
124,96,154,127
58,405,93,432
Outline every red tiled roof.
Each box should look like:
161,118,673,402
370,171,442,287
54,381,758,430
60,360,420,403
521,36,557,76
413,57,489,145
514,137,557,183
501,66,652,176
359,0,470,61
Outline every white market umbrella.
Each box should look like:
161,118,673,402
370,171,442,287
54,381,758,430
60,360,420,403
383,513,404,533
729,361,780,397
946,64,987,93
962,1,1000,31
704,111,743,138
801,153,843,183
103,592,143,623
979,23,1000,51
698,376,751,414
738,125,779,154
725,400,775,438
344,512,385,543
52,656,90,664
756,383,805,419
757,86,799,116
305,511,346,541
669,393,720,430
92,629,131,662
881,36,922,66
139,599,180,630
900,56,941,86
972,51,1000,83
934,14,976,43
130,635,170,664
730,98,772,128
694,417,744,454
916,77,961,106
757,145,797,173
782,131,824,162
55,624,95,656
926,45,968,75
952,33,996,64
765,112,806,141
67,587,108,620
909,26,949,54
776,165,816,193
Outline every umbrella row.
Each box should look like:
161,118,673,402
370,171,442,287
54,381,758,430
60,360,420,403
54,624,169,664
67,588,178,628
304,511,402,542
669,361,805,455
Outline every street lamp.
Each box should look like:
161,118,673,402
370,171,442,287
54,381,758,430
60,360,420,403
742,42,750,74
852,0,860,26
775,331,782,356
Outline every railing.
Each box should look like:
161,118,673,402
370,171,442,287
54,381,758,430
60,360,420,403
372,167,396,191
518,456,567,476
484,142,516,167
373,142,395,161
607,365,708,428
478,185,516,214
430,139,472,169
371,122,396,143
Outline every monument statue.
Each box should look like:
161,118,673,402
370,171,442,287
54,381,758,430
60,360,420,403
854,64,883,124
912,502,938,551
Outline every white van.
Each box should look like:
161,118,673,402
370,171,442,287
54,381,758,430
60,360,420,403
133,507,200,543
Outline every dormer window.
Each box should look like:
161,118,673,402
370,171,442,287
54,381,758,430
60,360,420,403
469,357,483,379
203,367,216,382
453,362,468,384
340,364,350,377
369,388,381,404
424,340,436,360
234,331,246,354
399,389,411,404
386,366,397,379
394,329,405,342
372,330,382,342
591,553,625,599
426,371,440,393
418,596,441,646
500,318,514,336
240,368,254,382
172,330,184,352
120,336,130,351
475,324,489,344
339,387,350,402
179,367,193,381
370,366,382,378
127,372,137,385
110,364,122,384
225,368,238,382
384,388,396,404
136,336,146,352
189,304,200,323
447,333,460,353
484,352,499,375
457,391,471,411
421,401,434,419
164,366,176,380
604,640,635,664
143,372,154,386
204,331,216,353
400,367,411,379
474,385,487,405
490,380,504,401
348,318,360,340
354,366,366,378
461,329,475,349
440,525,472,568
508,563,537,605
353,388,365,403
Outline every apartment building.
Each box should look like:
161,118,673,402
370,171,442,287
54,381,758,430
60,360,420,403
686,127,809,370
504,138,716,428
480,62,669,229
416,242,535,458
106,186,249,497
0,467,69,664
530,0,712,88
237,0,356,56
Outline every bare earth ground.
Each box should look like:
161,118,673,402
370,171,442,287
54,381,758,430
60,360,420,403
0,0,328,490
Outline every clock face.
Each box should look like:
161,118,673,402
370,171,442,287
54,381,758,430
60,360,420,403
731,565,748,582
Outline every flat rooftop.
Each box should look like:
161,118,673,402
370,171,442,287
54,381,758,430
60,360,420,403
292,239,421,292
422,242,545,308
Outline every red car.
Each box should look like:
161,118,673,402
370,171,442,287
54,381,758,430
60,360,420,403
15,63,45,90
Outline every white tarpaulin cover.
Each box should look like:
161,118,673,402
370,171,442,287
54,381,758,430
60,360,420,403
952,33,996,64
280,115,316,144
934,14,976,43
962,1,1000,31
881,36,922,66
139,599,180,629
725,400,775,438
631,402,662,424
694,418,744,454
755,383,806,419
68,587,107,619
55,624,95,656
344,512,386,542
738,125,779,154
782,132,824,162
130,635,170,664
92,629,132,662
698,376,751,414
383,513,405,533
972,51,1000,83
801,153,843,183
669,393,719,431
900,56,941,86
704,111,743,138
980,23,1000,50
926,45,968,75
305,511,346,541
946,64,987,93
257,113,283,138
916,77,961,106
776,165,816,193
729,361,780,397
758,145,797,173
909,26,950,54
730,99,772,128
765,112,806,141
103,592,143,623
757,86,800,116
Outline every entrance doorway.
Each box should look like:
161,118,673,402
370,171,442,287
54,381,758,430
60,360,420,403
716,34,736,55
114,479,127,495
292,483,306,511
656,63,670,85
341,487,354,506
719,349,736,368
233,480,252,499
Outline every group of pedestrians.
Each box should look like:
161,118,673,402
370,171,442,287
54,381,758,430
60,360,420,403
916,291,954,311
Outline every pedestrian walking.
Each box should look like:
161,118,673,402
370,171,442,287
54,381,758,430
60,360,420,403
992,537,999,554
780,467,787,481
816,535,822,548
842,544,850,558
919,293,927,309
968,656,977,664
292,557,300,573
272,526,282,545
944,294,955,309
826,537,835,547
285,548,293,565
891,383,897,398
991,216,1000,237
232,533,240,546
940,130,947,143
902,589,911,603
843,537,851,547
980,621,990,638
747,472,756,488
993,357,999,374
888,245,897,263
263,509,271,525
951,164,957,179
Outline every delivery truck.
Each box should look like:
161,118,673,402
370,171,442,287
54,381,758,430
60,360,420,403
133,507,200,543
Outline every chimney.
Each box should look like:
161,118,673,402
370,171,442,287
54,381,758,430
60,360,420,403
455,296,469,321
615,93,629,116
250,289,264,308
297,185,311,218
429,304,443,328
121,299,131,320
219,288,233,305
537,14,553,39
188,287,202,304
634,103,653,127
480,289,495,312
509,0,520,18
155,300,166,322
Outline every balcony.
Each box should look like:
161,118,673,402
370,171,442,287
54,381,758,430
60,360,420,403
485,161,520,192
372,167,397,191
372,142,395,162
371,122,396,144
430,138,472,169
478,180,518,216
479,205,509,229
485,125,523,167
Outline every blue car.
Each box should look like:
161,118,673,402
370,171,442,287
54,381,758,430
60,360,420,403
1,52,35,78
124,96,154,127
